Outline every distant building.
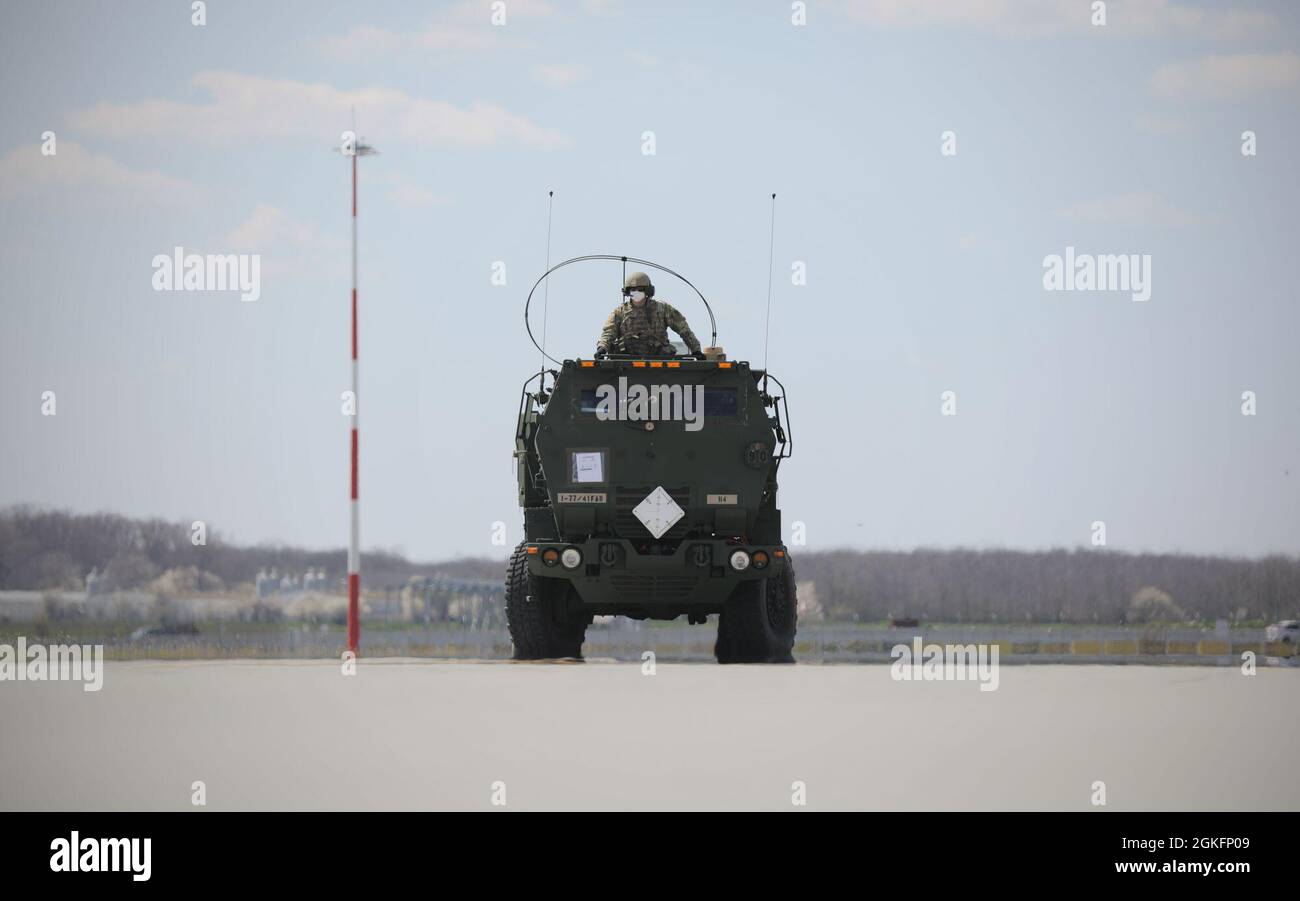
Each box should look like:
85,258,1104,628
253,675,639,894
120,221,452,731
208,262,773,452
255,568,330,597
255,569,279,599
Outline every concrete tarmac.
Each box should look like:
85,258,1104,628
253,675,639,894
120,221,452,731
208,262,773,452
1,660,1296,811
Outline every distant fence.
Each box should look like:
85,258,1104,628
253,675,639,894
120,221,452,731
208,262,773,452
792,625,1297,665
29,622,1299,664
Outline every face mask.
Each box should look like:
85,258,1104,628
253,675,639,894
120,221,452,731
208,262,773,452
629,290,647,303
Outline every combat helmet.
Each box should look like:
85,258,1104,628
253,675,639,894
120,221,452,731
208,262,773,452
623,271,655,298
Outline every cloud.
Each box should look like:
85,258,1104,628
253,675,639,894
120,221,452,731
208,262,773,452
381,173,447,207
1149,52,1300,101
318,23,504,61
68,71,568,150
0,140,197,201
832,0,1276,39
318,0,560,59
228,204,325,249
226,204,346,278
1055,192,1208,227
838,0,1055,33
1135,112,1189,134
533,63,588,87
318,1,569,60
449,0,558,22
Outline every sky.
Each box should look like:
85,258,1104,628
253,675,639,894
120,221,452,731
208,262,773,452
1,0,1298,562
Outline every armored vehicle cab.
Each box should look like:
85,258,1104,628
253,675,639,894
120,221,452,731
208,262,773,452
507,256,796,663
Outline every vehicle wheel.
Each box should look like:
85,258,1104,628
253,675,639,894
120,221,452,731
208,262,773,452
714,557,798,664
505,542,588,660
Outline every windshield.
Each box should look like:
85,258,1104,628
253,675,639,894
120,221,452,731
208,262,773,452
579,386,738,416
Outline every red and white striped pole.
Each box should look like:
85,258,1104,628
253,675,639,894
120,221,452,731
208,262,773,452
342,129,376,655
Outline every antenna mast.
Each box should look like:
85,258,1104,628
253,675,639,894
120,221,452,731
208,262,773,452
540,191,554,375
763,193,777,378
338,117,377,656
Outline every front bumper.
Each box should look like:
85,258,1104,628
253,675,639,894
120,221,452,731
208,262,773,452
526,538,786,610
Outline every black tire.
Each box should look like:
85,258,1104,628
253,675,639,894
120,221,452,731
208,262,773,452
505,542,588,660
714,557,798,664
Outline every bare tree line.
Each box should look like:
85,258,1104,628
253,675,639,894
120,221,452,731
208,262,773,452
2,507,1296,623
0,507,501,593
794,548,1300,624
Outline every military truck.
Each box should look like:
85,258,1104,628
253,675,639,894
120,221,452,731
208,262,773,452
508,256,796,663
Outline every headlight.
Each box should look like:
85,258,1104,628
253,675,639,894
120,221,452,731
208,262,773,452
542,548,560,567
561,548,582,570
729,550,751,571
752,551,769,569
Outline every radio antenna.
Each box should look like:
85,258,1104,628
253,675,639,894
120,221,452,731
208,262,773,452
539,190,554,377
525,255,716,366
763,193,777,379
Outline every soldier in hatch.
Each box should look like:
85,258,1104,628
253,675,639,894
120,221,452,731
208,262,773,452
596,271,703,358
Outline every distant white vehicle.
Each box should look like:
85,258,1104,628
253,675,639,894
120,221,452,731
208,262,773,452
1265,620,1298,643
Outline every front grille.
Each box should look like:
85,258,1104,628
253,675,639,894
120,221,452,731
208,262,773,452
614,487,692,541
609,574,699,602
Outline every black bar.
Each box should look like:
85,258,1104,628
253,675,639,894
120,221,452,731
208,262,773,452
2,811,1291,887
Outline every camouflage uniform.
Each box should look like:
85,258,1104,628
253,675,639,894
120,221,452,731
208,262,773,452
598,299,703,356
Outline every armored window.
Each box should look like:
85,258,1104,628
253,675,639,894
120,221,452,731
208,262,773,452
579,389,602,414
578,386,739,416
701,387,738,416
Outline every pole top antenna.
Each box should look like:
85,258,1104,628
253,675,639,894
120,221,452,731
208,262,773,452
335,109,379,156
335,138,379,157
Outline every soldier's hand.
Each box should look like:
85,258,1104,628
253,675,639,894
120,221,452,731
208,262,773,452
594,346,608,359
